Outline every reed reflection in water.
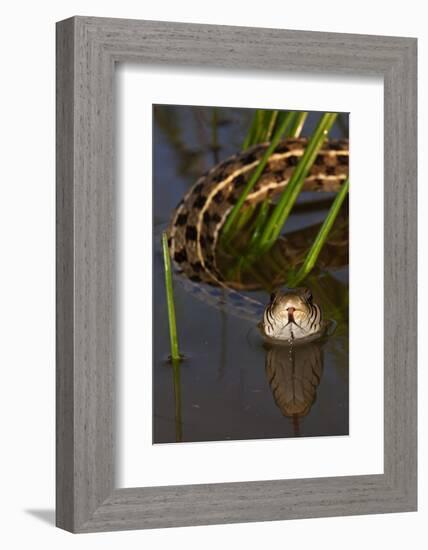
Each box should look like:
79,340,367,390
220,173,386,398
169,339,325,443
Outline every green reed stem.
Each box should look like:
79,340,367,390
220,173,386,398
288,177,349,287
172,358,183,442
243,109,281,149
242,110,263,150
256,112,338,253
253,110,269,144
250,110,308,240
242,118,256,150
221,111,296,242
162,232,181,362
287,111,308,138
232,204,256,232
264,110,279,141
248,201,270,247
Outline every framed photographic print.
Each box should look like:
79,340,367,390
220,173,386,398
150,104,350,446
56,17,417,532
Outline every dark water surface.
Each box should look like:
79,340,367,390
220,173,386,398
153,105,349,444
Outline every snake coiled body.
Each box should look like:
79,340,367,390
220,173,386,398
167,137,348,288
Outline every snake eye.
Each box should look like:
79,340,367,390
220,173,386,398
304,288,313,302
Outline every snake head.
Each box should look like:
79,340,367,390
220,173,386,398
261,287,322,341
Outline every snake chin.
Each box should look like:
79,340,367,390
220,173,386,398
259,323,326,346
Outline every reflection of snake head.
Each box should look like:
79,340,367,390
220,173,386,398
260,287,323,342
265,341,324,418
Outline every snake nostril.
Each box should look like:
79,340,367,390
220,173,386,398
287,307,296,313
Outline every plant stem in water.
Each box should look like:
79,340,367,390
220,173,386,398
162,231,181,362
288,177,349,286
287,111,308,138
172,358,183,442
264,110,279,141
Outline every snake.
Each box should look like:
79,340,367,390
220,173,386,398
166,137,349,340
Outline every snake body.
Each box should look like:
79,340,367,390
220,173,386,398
168,137,348,285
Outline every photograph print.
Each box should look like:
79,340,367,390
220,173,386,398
152,104,349,444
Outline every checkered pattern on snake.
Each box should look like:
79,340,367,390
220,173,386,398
167,137,349,289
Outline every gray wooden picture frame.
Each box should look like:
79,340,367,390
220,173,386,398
56,16,417,533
